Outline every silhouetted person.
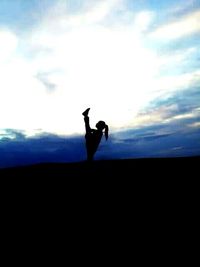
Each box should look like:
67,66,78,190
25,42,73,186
82,108,109,161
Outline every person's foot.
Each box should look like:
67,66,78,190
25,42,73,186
82,108,90,116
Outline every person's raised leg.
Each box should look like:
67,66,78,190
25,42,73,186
82,108,91,134
82,108,90,117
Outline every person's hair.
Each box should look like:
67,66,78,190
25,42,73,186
96,121,109,140
104,124,109,140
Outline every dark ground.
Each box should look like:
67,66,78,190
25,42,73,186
0,156,199,178
0,157,198,222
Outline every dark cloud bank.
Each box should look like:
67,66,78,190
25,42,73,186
0,120,200,168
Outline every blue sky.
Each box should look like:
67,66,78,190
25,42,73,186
0,0,200,167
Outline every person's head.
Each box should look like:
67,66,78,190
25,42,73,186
96,121,109,140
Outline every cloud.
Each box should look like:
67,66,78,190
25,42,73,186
188,122,200,128
69,0,122,25
36,72,56,92
119,133,172,143
0,0,199,137
134,10,154,32
0,129,26,140
105,125,200,159
40,0,123,29
150,9,200,40
0,0,160,134
166,0,200,17
154,70,200,94
155,46,198,71
1,120,200,168
0,29,18,62
0,131,86,168
129,85,200,128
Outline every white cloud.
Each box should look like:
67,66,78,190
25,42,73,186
128,104,200,129
156,47,197,67
40,0,122,30
150,9,200,40
166,0,198,16
0,0,199,136
8,3,158,133
154,70,200,95
0,29,18,62
69,0,122,25
134,11,154,32
129,104,179,128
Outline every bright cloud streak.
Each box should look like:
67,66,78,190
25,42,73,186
189,122,200,128
150,9,200,40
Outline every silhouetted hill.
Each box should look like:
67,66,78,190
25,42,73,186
1,157,199,213
0,156,199,178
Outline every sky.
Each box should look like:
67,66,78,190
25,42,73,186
0,0,200,167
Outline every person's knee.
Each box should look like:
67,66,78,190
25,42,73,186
84,116,89,123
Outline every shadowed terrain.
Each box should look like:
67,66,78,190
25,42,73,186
1,157,199,217
0,157,199,178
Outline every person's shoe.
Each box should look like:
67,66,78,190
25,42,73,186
82,108,90,116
